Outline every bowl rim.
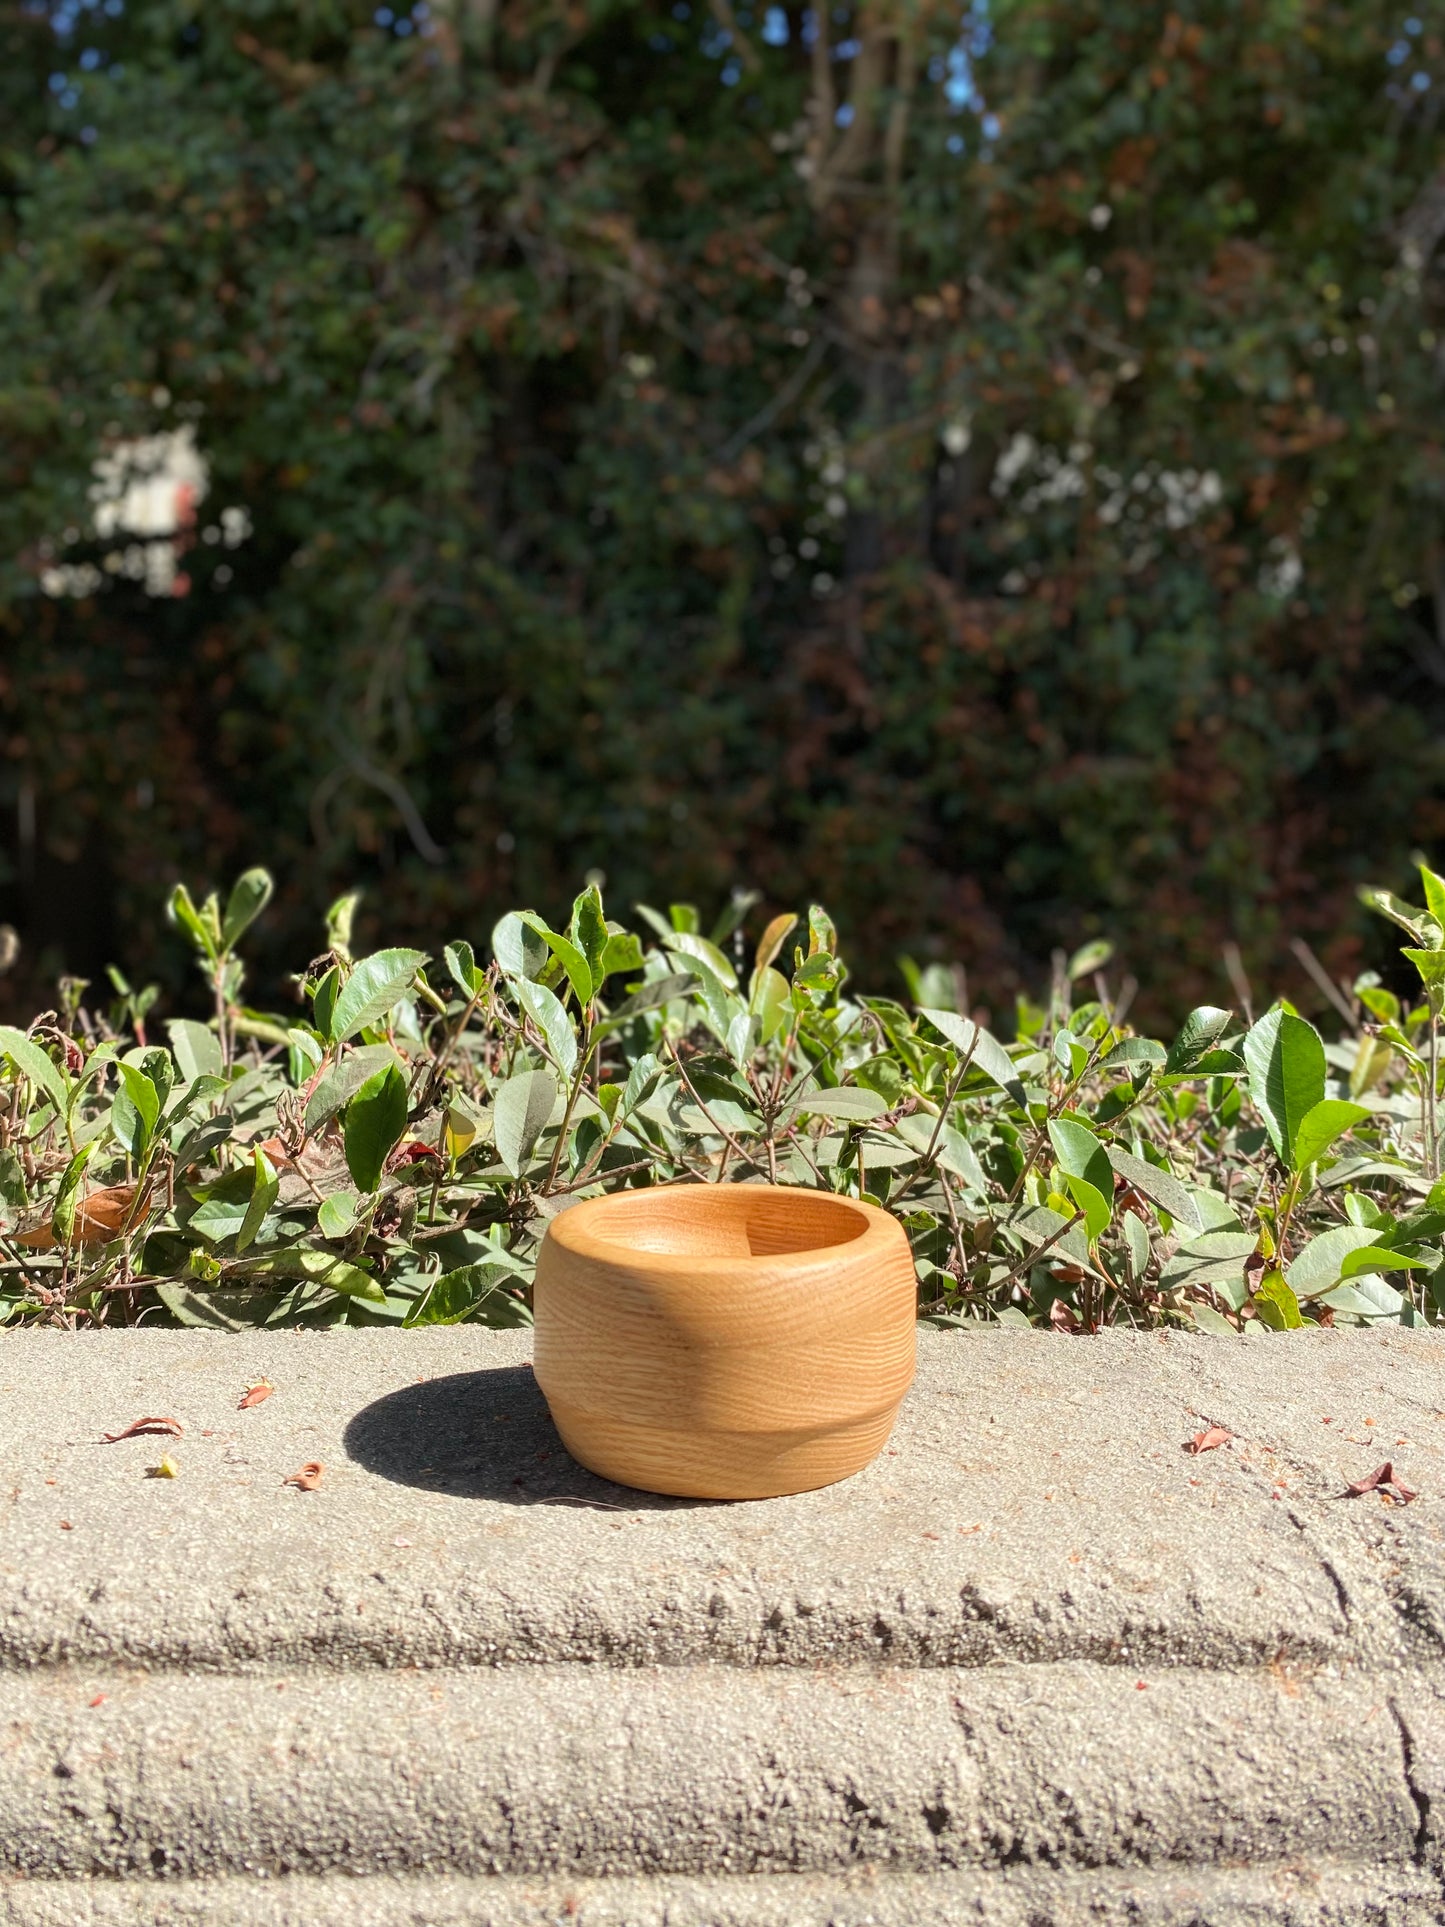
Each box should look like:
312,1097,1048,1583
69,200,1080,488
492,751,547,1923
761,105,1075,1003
539,1181,904,1273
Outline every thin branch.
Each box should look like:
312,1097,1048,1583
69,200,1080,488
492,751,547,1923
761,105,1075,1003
707,0,760,71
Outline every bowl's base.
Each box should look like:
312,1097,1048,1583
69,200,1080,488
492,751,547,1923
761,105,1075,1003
544,1397,902,1500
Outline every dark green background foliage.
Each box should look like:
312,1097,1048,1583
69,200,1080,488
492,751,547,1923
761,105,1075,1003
1,0,1442,1020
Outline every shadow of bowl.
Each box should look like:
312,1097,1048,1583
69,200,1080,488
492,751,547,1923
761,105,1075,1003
342,1366,712,1511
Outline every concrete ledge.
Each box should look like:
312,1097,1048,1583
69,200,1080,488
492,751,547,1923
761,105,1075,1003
1,1329,1443,1674
3,1865,1444,1927
0,1661,1432,1877
0,1329,1442,1912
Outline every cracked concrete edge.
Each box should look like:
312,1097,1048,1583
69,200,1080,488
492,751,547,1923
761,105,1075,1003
2,1865,1444,1927
0,1662,1435,1881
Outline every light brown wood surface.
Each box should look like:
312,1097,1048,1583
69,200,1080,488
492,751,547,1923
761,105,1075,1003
533,1184,916,1499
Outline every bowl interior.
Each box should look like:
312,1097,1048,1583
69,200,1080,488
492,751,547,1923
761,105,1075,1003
576,1186,873,1260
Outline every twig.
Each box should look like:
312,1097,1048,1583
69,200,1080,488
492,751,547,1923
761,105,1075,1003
1289,938,1357,1033
665,1037,766,1178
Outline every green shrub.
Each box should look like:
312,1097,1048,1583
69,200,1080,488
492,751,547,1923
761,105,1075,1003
3,867,1444,1335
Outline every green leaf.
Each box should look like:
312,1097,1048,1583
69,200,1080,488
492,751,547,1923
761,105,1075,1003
1164,1006,1234,1075
1252,1270,1304,1330
491,912,550,982
1339,1244,1431,1278
168,883,220,960
1418,863,1445,933
526,920,593,1007
1402,947,1445,995
403,1262,533,1328
1321,1278,1405,1320
0,1026,69,1116
0,1147,26,1208
492,1068,559,1177
52,1140,96,1246
343,1063,410,1193
305,1044,402,1133
312,966,340,1041
790,952,840,993
663,930,739,990
317,1190,359,1240
235,1147,279,1253
1291,1097,1370,1170
1242,1010,1326,1167
598,931,645,981
1285,1225,1382,1296
325,890,361,962
220,868,274,950
1105,1145,1201,1231
1100,1038,1167,1072
1062,1172,1111,1241
1047,1117,1110,1187
918,1009,1026,1103
117,1062,160,1151
513,977,579,1076
1190,1304,1240,1337
1066,938,1113,980
165,1018,223,1083
1358,887,1442,947
444,941,483,997
571,886,610,996
239,1247,387,1303
787,1085,890,1122
329,948,428,1046
596,973,695,1031
621,1051,661,1117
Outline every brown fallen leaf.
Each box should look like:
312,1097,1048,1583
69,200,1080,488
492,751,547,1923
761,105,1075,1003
1184,1424,1234,1455
1342,1461,1417,1503
238,1380,274,1410
17,1184,140,1251
1049,1296,1080,1333
284,1462,324,1491
102,1416,184,1444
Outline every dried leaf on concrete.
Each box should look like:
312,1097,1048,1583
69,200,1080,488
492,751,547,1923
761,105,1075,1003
1184,1424,1234,1455
284,1461,324,1491
1342,1461,1417,1503
102,1416,184,1443
238,1381,274,1409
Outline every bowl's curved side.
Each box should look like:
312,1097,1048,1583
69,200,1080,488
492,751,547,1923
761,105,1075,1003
533,1187,916,1499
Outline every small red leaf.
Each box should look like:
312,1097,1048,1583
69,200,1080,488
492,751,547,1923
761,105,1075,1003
238,1381,274,1410
1184,1424,1234,1455
392,1139,441,1166
102,1416,184,1444
1342,1461,1417,1503
284,1461,324,1491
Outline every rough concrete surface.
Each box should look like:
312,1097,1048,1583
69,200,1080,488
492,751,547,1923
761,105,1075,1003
0,1662,1428,1876
0,1328,1442,1920
1,1328,1443,1674
3,1866,1444,1927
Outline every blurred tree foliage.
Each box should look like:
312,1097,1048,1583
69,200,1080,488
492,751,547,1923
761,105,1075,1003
0,0,1442,1019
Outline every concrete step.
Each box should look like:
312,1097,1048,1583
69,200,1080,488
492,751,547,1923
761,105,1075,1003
1,1328,1442,1675
0,1327,1442,1915
0,1660,1434,1879
4,1864,1445,1927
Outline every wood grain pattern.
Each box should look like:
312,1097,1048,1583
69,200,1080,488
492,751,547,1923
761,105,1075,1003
534,1185,916,1499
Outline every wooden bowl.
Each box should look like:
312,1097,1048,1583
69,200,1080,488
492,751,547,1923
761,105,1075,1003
533,1184,916,1500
